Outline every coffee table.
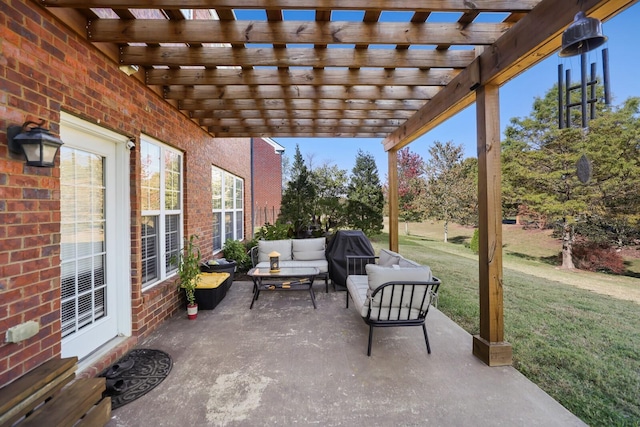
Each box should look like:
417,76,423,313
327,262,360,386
248,267,319,309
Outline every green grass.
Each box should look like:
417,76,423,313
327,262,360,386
370,228,640,427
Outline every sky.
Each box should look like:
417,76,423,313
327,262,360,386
267,3,640,179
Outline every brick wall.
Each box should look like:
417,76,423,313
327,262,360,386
0,0,251,386
252,138,283,230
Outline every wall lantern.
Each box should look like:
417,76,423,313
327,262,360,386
269,251,280,273
7,120,64,167
559,11,607,57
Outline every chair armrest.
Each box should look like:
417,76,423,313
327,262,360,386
249,246,259,267
346,255,378,276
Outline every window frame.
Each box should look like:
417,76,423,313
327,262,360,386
140,135,184,290
212,166,244,253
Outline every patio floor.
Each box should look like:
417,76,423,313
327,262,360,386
106,281,586,426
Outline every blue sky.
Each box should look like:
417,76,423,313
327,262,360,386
264,4,640,178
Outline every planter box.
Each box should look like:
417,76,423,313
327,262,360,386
200,261,236,293
195,272,230,310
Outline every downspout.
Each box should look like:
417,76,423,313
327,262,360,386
250,138,255,238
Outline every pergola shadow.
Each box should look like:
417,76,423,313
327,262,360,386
107,282,585,426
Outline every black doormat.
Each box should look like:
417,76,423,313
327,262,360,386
99,349,172,410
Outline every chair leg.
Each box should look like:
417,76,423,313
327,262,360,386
325,274,329,293
422,324,431,354
367,325,373,356
346,290,349,308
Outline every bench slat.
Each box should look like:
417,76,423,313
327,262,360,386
76,394,112,427
0,357,77,425
20,378,106,427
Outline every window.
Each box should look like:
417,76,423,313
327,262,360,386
212,167,244,252
141,137,183,288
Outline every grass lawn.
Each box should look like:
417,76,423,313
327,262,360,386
371,221,640,427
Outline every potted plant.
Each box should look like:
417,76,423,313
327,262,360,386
176,235,201,319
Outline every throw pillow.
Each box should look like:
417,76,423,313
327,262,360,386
379,248,402,266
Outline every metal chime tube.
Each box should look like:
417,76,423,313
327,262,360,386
558,64,565,129
581,53,588,128
603,48,611,105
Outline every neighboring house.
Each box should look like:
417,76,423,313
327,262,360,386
0,1,264,386
251,138,284,231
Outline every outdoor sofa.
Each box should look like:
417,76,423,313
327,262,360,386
346,248,441,356
250,237,330,292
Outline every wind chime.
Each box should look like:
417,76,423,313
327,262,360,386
557,11,609,183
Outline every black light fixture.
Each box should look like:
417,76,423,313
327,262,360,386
559,11,607,57
7,119,64,167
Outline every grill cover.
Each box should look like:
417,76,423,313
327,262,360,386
325,230,375,289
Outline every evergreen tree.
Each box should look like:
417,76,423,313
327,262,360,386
278,145,316,233
347,150,384,235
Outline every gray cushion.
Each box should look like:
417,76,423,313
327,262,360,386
292,237,325,260
365,264,432,291
293,249,325,261
379,248,402,266
398,257,421,268
258,240,292,262
346,275,369,315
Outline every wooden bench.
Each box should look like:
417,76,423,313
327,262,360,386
0,357,111,427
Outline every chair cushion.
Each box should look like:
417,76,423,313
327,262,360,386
258,240,292,262
398,257,421,268
365,264,432,291
346,275,369,315
364,264,435,315
378,248,402,266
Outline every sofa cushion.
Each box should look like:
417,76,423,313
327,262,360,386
293,249,326,261
258,240,293,263
292,237,326,251
379,248,402,266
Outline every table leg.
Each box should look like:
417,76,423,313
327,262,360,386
309,276,317,309
250,278,261,309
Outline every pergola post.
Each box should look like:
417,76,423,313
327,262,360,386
387,149,399,252
472,84,513,366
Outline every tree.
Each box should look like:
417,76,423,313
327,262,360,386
396,147,427,235
502,84,640,269
311,162,349,232
278,145,316,233
421,141,476,242
347,150,384,235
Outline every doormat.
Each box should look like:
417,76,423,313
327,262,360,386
99,349,172,410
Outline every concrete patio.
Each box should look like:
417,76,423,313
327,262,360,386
106,281,585,427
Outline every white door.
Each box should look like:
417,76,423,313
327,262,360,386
60,115,131,360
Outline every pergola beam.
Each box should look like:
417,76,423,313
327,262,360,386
44,0,539,12
146,68,460,87
89,20,510,45
123,46,476,69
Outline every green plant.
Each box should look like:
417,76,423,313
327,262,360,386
469,228,479,254
176,235,201,306
255,222,292,240
222,239,250,271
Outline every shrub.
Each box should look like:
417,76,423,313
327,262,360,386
222,239,250,271
572,241,625,274
469,228,479,254
255,222,292,240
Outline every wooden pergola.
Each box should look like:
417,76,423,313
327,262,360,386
42,0,635,366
